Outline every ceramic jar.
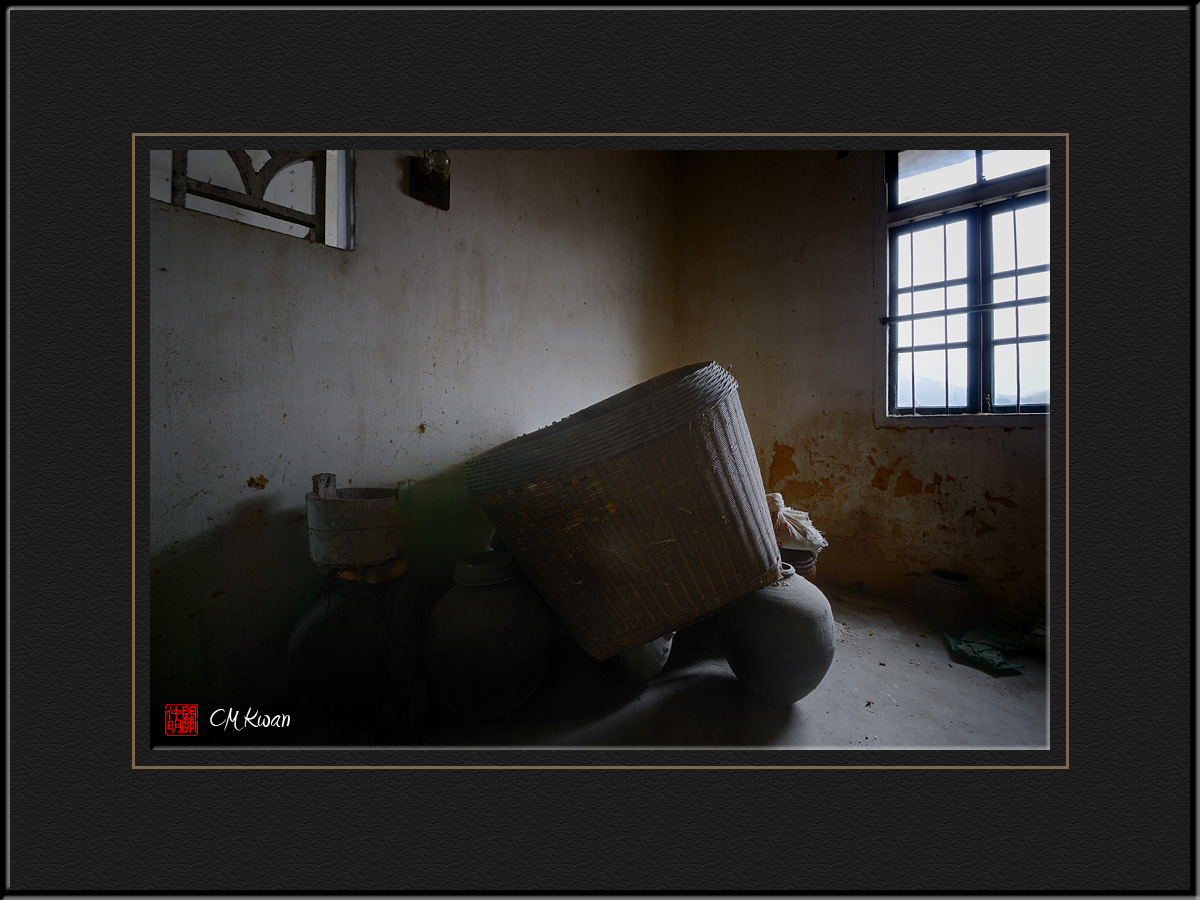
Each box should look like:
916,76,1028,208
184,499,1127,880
912,569,987,637
287,578,419,729
779,547,818,581
596,632,675,683
423,550,554,720
716,563,836,706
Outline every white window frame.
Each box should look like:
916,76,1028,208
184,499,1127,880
149,149,355,250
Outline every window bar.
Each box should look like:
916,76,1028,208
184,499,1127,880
942,222,949,412
975,207,988,413
879,295,1047,325
170,149,188,206
1011,206,1021,412
909,225,915,413
312,151,327,244
888,229,898,413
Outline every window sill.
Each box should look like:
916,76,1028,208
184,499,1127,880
878,415,1046,432
878,412,1048,429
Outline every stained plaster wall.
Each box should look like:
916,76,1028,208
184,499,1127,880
148,150,678,711
672,150,1047,627
149,147,1049,715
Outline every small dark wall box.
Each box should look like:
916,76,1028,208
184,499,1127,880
409,155,450,210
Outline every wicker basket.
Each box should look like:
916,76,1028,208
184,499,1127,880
464,361,780,660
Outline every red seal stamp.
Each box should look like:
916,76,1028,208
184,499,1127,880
164,704,199,736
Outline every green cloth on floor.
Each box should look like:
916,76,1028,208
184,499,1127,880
944,626,1027,671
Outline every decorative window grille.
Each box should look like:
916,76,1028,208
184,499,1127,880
883,149,1049,415
149,149,354,249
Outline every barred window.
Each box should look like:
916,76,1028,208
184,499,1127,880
884,150,1049,415
150,149,354,250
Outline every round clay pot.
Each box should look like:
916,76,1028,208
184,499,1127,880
780,548,818,581
912,569,987,637
287,578,419,729
423,550,554,720
716,563,836,706
596,632,675,683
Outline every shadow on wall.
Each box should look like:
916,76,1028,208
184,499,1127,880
146,463,496,747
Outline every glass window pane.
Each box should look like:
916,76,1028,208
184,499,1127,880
914,350,947,408
914,315,945,347
947,284,968,309
1019,302,1050,336
948,348,968,407
1016,201,1050,269
991,210,1016,273
945,219,968,281
897,232,912,289
896,290,912,316
993,276,1016,303
947,313,967,344
1020,339,1050,406
186,150,246,192
993,307,1016,340
912,224,946,286
897,149,977,204
982,149,1050,180
896,233,912,288
913,287,944,314
896,352,913,408
896,320,912,348
993,343,1018,407
1018,270,1050,300
263,158,315,214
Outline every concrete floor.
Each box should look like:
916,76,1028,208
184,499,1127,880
419,581,1049,750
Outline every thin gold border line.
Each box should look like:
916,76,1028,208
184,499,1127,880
133,132,1070,768
1064,134,1069,770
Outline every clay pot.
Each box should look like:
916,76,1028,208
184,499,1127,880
716,563,836,706
780,548,818,581
912,569,987,637
596,632,675,683
423,550,554,720
287,578,419,729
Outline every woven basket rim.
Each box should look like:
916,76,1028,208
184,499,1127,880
464,361,736,494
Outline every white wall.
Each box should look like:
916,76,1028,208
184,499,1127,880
149,149,678,710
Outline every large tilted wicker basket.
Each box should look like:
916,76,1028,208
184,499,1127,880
463,361,781,660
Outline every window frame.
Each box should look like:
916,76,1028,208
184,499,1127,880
881,150,1050,422
151,149,355,250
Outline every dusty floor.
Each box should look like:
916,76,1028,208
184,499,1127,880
418,582,1049,750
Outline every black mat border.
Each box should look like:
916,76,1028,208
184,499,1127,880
10,7,1194,895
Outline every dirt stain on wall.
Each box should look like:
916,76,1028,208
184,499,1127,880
892,469,923,497
788,478,836,503
871,460,897,491
768,441,799,488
